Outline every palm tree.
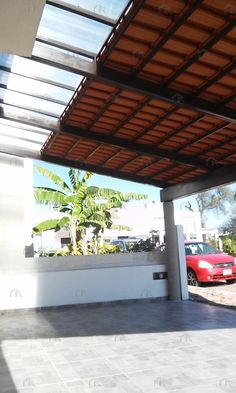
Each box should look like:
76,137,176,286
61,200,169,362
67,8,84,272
33,166,147,255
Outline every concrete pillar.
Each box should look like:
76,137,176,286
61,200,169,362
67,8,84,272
163,201,188,301
176,225,189,301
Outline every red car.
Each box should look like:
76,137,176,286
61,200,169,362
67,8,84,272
185,242,236,286
157,242,236,286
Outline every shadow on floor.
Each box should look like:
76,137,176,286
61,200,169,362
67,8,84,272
1,299,236,341
0,344,18,392
0,300,236,392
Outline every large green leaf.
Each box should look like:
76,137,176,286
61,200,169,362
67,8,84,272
33,216,69,234
34,188,67,206
87,187,122,198
33,218,62,234
35,166,71,192
59,207,72,214
55,216,70,231
64,195,76,204
119,192,148,201
69,168,80,192
82,172,93,182
72,204,82,218
77,183,88,200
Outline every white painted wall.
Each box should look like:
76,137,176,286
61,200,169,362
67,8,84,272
0,154,26,269
0,257,167,310
0,0,45,56
0,153,167,310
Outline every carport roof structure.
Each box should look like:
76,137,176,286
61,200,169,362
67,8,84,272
0,0,236,201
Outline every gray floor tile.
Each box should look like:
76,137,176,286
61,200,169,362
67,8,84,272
0,300,236,393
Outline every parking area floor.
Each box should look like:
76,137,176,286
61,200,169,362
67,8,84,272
0,299,236,393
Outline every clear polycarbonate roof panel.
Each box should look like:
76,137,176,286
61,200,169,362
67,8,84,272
0,118,51,137
0,104,59,130
0,134,45,152
0,119,51,153
0,53,83,132
0,70,73,105
0,54,83,90
0,0,129,158
0,88,65,117
60,0,129,21
38,4,112,54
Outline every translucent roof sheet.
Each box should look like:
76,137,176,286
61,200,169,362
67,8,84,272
0,119,51,153
0,54,83,90
1,0,235,191
0,0,128,157
0,71,72,104
50,0,129,22
38,4,111,54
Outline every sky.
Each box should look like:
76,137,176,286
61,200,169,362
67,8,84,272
33,159,236,229
34,160,161,202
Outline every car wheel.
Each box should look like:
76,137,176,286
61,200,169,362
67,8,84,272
226,279,236,285
187,269,200,287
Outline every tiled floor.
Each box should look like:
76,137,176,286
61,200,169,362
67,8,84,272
0,300,236,393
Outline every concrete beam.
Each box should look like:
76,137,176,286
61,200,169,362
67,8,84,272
161,163,236,202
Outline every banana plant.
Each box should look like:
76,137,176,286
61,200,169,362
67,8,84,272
33,166,147,255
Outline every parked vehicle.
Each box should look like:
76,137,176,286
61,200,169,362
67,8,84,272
110,237,141,252
158,242,236,286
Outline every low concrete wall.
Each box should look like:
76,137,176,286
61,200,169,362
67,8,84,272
0,252,167,310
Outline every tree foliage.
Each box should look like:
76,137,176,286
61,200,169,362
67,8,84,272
220,191,236,235
221,215,236,235
33,166,147,255
222,238,236,257
185,186,235,228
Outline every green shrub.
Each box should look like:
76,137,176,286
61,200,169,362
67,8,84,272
98,243,119,254
223,238,236,256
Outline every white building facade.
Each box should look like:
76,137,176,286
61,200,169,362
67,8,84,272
34,201,203,253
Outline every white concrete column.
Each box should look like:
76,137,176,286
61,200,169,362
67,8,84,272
163,201,188,301
176,225,189,301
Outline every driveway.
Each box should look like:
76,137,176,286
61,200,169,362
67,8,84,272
189,282,236,309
